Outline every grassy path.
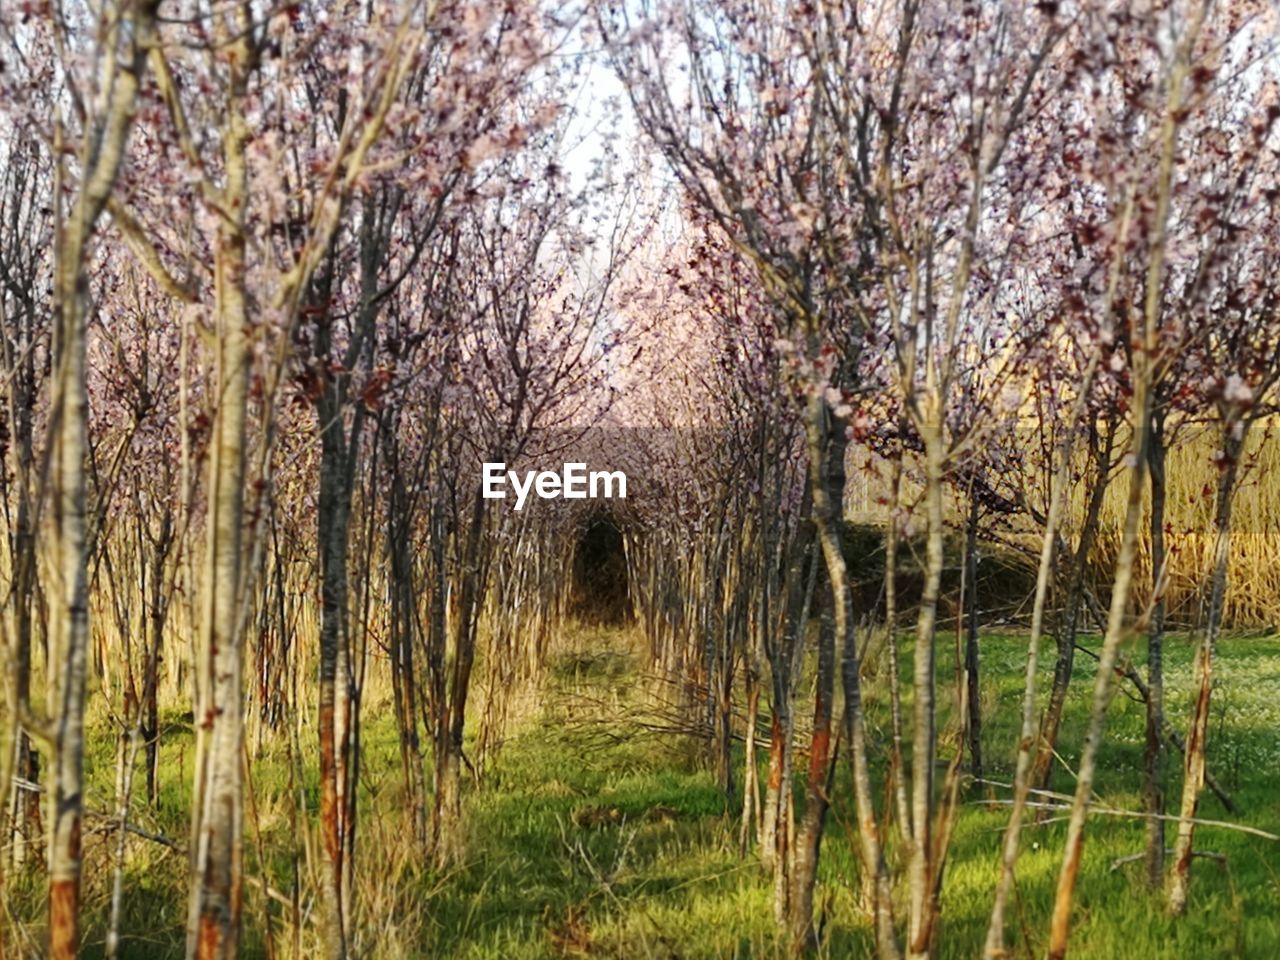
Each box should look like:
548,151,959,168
422,627,1280,958
8,627,1279,957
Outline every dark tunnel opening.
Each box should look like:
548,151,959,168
571,515,630,625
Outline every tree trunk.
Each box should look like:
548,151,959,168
433,488,489,869
310,254,379,955
8,485,40,868
762,491,813,894
982,432,1069,956
47,218,92,960
842,590,901,960
1168,425,1244,914
186,53,252,958
6,362,40,868
425,492,450,861
317,384,355,959
1046,395,1149,960
1143,410,1167,888
964,498,982,784
741,661,761,854
984,338,1108,959
762,706,785,876
907,411,945,960
788,580,833,955
1047,41,1186,947
144,511,174,807
386,434,428,846
1034,422,1112,792
45,8,153,949
884,447,912,843
793,393,898,958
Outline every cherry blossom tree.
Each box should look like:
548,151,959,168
1,2,158,954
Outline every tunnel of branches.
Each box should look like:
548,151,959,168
570,512,630,625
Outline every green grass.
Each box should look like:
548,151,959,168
4,626,1279,958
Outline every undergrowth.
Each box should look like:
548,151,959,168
4,624,1278,958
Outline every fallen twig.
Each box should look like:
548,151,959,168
975,799,1278,841
84,812,181,850
1109,849,1227,872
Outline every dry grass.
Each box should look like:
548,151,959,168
845,414,1280,628
1092,417,1280,627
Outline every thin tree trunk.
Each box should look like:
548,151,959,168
47,220,92,960
982,459,1067,956
425,490,449,861
789,579,833,955
1046,395,1150,959
1143,410,1167,888
144,512,174,807
794,393,899,958
317,390,354,959
763,492,813,891
6,361,40,868
433,487,489,869
842,595,902,960
907,413,945,960
762,705,785,875
8,507,39,869
1034,423,1113,791
884,445,912,844
1047,29,1190,944
1168,425,1244,914
106,722,142,960
186,40,253,954
0,141,46,953
964,497,982,784
387,444,427,846
742,436,771,855
984,333,1108,958
311,260,375,956
45,8,153,949
741,662,761,854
